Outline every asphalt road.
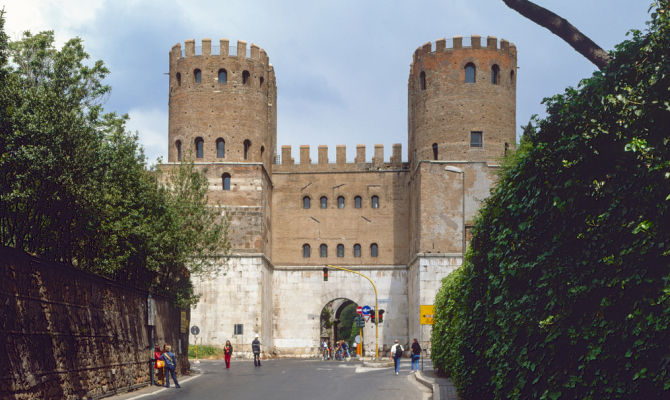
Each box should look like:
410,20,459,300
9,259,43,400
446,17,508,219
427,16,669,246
116,358,430,400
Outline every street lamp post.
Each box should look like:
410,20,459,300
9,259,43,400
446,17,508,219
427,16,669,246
444,166,466,257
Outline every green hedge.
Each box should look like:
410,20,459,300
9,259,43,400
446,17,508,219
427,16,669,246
432,2,670,398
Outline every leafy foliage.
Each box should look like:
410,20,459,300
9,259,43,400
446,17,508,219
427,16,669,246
432,1,670,398
0,14,229,306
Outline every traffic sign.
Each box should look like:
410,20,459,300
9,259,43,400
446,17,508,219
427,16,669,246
361,305,371,315
190,325,200,335
420,305,435,325
356,306,362,315
354,335,361,344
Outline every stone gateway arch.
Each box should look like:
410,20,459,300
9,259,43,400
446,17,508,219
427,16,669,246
162,35,517,357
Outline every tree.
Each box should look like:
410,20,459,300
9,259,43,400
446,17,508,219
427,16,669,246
0,15,229,306
502,0,611,69
433,1,670,397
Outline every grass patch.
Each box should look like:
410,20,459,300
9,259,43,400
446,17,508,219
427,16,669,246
187,344,224,359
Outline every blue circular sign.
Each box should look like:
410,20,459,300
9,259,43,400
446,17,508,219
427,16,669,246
190,326,200,335
361,306,371,315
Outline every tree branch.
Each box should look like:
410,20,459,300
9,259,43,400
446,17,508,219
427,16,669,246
502,0,611,69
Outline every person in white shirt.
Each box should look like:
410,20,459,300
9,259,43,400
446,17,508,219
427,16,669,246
389,339,404,375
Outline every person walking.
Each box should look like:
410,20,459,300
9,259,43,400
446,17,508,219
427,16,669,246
252,334,262,367
160,344,181,388
389,339,403,375
153,345,164,386
410,338,421,373
224,340,233,369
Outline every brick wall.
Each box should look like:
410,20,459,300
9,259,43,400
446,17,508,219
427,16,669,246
0,246,190,400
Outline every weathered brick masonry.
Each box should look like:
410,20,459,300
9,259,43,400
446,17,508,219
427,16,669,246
0,246,189,399
162,35,516,356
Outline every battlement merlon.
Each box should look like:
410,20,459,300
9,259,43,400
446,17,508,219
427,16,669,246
411,35,517,65
169,39,272,66
277,144,404,166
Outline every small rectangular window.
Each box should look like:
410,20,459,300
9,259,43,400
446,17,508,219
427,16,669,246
470,131,483,148
234,324,243,335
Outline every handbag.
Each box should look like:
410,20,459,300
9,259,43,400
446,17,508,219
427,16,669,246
156,360,165,368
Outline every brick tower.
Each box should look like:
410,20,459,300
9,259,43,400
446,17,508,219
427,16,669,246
408,35,517,166
168,39,277,352
406,35,517,343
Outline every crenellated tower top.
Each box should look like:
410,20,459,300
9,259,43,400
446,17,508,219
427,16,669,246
167,39,277,169
408,35,517,166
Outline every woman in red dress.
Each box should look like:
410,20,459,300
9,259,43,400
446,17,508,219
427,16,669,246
224,340,233,369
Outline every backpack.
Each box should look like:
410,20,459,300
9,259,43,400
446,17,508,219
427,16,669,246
395,345,403,359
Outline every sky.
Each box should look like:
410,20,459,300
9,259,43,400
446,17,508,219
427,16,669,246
1,0,653,164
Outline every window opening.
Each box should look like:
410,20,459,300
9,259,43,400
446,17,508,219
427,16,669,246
432,143,438,160
303,244,311,258
244,139,251,160
470,131,483,148
194,69,201,83
216,138,225,158
260,76,264,86
222,173,231,190
354,196,362,209
234,324,243,335
320,196,327,209
370,243,378,257
465,63,475,83
337,196,345,209
371,196,379,209
176,72,181,86
491,64,500,85
420,71,426,90
303,196,310,209
218,69,227,84
337,244,344,258
320,244,327,258
354,244,361,258
175,140,182,161
242,70,250,85
195,137,204,158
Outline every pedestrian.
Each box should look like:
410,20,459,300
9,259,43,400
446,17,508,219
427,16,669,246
224,340,233,369
389,339,403,375
410,338,421,373
153,344,164,386
160,344,181,388
252,334,262,367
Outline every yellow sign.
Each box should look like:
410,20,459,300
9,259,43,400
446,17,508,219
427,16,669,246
180,311,188,333
420,305,435,325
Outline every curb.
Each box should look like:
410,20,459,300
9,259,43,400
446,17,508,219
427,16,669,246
415,371,441,400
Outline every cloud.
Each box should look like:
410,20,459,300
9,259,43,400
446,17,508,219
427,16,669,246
125,107,168,165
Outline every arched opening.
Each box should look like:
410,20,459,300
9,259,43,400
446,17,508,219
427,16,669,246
320,298,359,357
465,63,476,83
320,196,327,209
370,243,379,257
260,145,265,159
242,70,250,85
222,173,231,190
216,138,225,158
432,142,438,160
175,140,182,161
303,196,311,209
194,68,202,83
353,244,361,257
303,244,310,258
243,139,251,160
510,69,515,84
337,244,344,258
195,137,204,158
491,64,500,85
371,195,379,209
420,71,426,90
320,244,328,258
260,76,264,86
176,72,181,87
354,196,362,209
337,196,345,209
218,69,227,84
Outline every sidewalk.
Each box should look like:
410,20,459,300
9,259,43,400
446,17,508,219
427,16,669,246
412,360,460,400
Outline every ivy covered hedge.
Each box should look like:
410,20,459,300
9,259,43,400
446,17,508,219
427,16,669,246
432,2,670,398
